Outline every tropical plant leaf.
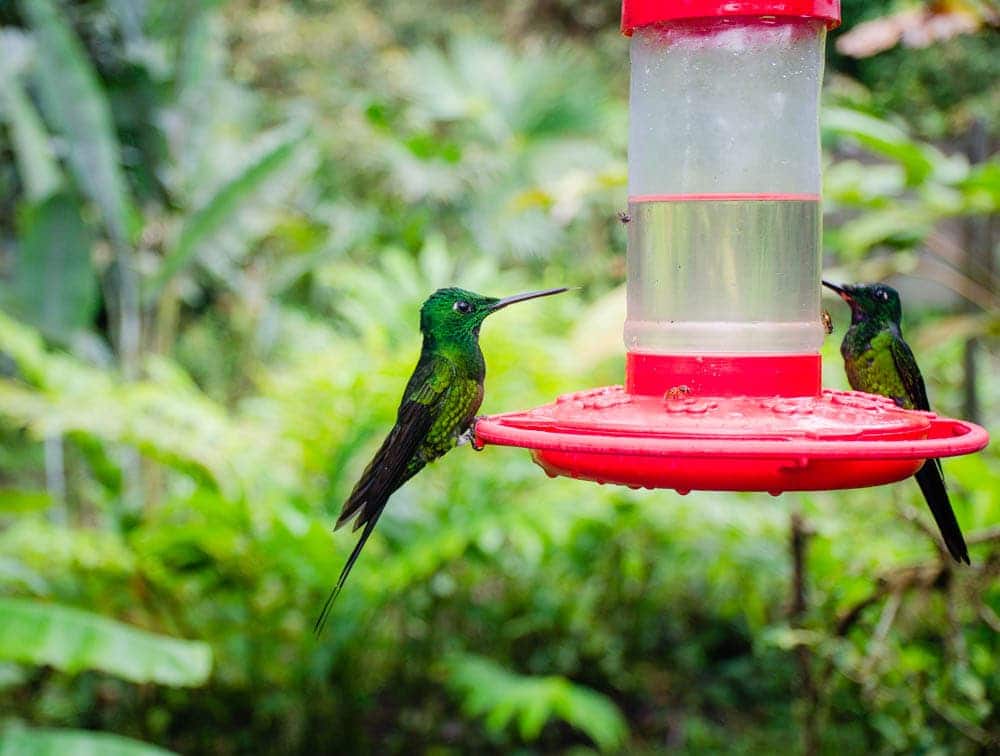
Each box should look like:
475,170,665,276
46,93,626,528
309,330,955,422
0,314,292,499
0,68,61,201
164,5,226,197
0,726,176,756
0,519,135,579
835,207,932,257
0,598,211,686
822,107,956,186
0,489,52,514
7,193,99,337
445,653,628,751
20,0,138,245
823,160,905,206
0,310,49,385
957,158,1000,211
147,129,309,297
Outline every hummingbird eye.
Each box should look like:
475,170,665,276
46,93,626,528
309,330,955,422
453,300,472,314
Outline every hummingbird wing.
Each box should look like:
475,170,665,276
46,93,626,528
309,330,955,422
315,356,456,634
888,331,930,412
335,356,456,530
889,335,970,564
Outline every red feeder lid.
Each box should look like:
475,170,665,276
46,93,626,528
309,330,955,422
475,354,988,495
621,0,842,34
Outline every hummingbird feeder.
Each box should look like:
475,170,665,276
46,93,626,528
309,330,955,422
474,0,988,493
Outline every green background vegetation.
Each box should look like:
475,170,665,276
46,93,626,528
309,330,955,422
0,0,997,753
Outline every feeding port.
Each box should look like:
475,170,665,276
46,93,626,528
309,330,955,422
474,1,989,493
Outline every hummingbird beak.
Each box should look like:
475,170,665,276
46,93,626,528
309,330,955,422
822,280,852,303
489,287,568,312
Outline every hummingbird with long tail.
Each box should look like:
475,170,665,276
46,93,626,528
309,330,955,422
315,286,567,633
823,280,970,564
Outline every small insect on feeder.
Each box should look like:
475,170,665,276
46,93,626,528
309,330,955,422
474,0,988,493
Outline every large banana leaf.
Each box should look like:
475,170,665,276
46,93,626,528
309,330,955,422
0,67,61,201
7,193,99,337
0,598,211,687
146,130,308,298
0,727,175,756
20,0,138,245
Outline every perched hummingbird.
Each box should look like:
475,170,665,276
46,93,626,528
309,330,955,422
822,280,969,564
315,286,567,633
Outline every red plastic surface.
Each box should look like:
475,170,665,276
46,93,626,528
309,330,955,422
622,0,842,34
474,386,989,494
627,352,820,396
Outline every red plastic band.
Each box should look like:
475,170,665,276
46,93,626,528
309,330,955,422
626,352,821,397
621,1,842,34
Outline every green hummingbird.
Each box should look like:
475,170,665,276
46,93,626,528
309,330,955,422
823,280,969,564
315,285,567,633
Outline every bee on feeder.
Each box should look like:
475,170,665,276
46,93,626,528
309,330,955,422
821,309,834,335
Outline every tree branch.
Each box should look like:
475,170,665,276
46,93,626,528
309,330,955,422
968,525,1000,546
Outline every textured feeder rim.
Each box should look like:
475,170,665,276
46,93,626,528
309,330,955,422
475,413,989,461
621,0,842,34
474,357,990,491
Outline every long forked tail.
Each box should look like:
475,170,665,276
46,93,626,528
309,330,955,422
314,510,384,635
915,459,970,565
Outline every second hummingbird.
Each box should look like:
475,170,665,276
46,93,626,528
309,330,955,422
823,280,969,564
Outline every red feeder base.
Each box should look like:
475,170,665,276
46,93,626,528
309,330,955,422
474,354,989,494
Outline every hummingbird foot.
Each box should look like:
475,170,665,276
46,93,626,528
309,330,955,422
459,421,485,451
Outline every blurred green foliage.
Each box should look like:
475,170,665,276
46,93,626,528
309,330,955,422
0,1,997,754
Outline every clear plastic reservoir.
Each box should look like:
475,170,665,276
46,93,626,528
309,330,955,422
625,19,827,353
